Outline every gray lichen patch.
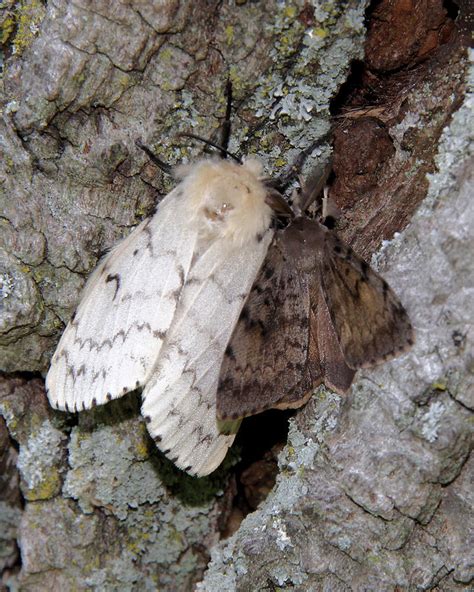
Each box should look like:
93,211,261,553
0,248,42,337
47,423,227,590
0,377,68,502
64,415,165,519
242,3,367,172
16,418,66,500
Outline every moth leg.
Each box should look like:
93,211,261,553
322,187,330,219
289,157,333,218
220,77,233,155
299,160,333,212
321,186,341,226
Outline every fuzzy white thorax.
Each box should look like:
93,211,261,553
176,158,272,246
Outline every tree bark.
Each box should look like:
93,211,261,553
0,1,472,590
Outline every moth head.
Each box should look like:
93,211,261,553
182,159,273,246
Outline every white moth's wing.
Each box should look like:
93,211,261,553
46,189,198,412
141,230,273,476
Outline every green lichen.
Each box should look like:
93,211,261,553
23,468,61,501
274,157,286,167
228,65,246,95
158,46,175,62
17,419,66,500
1,15,15,45
312,27,328,39
2,156,14,173
224,25,234,46
7,0,45,57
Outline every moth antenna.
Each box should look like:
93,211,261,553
177,132,242,164
220,78,233,154
321,186,341,228
135,140,173,175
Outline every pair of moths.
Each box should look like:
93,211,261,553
46,154,414,477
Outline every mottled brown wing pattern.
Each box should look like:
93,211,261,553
217,217,413,422
321,232,414,369
217,234,314,421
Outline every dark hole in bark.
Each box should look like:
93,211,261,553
364,0,384,24
443,0,459,20
4,370,43,382
329,59,367,116
220,409,294,538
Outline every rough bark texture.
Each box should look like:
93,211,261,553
0,0,472,591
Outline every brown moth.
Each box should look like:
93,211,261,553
217,213,414,421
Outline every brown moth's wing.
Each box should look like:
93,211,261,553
217,219,358,421
217,232,315,421
217,217,413,422
321,232,414,369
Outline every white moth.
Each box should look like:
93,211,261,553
46,158,274,476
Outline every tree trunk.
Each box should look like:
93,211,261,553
0,1,472,590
